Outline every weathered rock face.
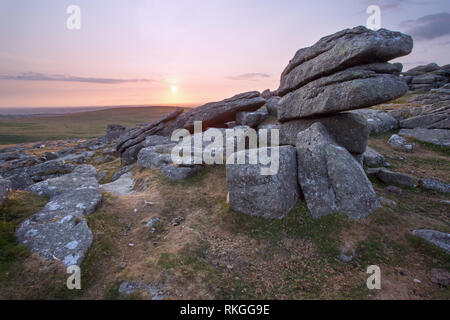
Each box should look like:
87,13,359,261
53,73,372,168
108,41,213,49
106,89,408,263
161,165,204,181
407,86,450,106
363,147,387,167
175,91,266,131
412,229,450,252
366,167,417,187
279,112,369,153
387,134,414,151
116,108,184,164
401,63,450,92
16,165,102,266
137,146,173,170
278,26,413,96
0,177,11,208
104,124,127,142
400,102,449,129
117,92,267,164
278,63,408,120
3,160,76,190
226,146,299,219
296,123,379,219
351,109,399,134
419,178,450,193
236,107,269,128
399,128,450,147
265,96,281,116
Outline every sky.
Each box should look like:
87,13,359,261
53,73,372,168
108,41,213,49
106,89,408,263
0,0,449,108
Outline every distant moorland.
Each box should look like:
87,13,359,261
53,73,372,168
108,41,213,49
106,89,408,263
0,106,181,145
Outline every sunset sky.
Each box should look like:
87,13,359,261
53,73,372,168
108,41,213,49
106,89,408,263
1,0,450,108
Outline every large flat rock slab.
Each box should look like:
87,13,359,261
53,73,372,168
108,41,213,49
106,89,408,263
278,26,413,96
16,165,102,266
399,128,450,147
175,91,266,131
100,172,134,196
278,64,408,120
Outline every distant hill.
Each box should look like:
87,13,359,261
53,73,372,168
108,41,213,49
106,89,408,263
0,106,181,145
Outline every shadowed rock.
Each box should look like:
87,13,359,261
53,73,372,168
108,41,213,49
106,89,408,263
278,64,408,120
419,178,450,193
296,123,379,219
226,146,299,219
280,112,369,153
363,147,386,167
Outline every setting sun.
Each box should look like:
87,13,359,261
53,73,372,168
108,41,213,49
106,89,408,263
171,85,178,93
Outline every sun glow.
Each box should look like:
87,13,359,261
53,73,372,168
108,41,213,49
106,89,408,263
171,85,178,93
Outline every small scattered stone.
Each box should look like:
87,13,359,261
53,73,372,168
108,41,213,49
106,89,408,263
146,217,160,227
387,134,414,151
379,196,397,208
386,185,403,195
171,217,184,226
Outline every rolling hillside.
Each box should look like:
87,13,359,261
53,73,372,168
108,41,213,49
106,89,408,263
0,106,181,145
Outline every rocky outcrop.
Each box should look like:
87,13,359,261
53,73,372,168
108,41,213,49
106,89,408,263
116,92,267,164
401,63,450,92
174,91,266,131
296,123,380,219
399,102,449,130
16,165,102,266
278,63,408,120
137,145,174,170
116,108,184,164
226,146,299,219
103,124,127,143
3,160,76,190
278,26,412,96
236,107,269,128
363,147,387,168
387,134,414,151
407,85,450,106
351,109,399,134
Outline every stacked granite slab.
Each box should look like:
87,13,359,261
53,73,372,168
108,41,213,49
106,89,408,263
274,26,413,218
271,26,413,219
227,26,413,220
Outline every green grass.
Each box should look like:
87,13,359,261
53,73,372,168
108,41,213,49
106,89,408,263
409,138,450,157
407,234,450,271
0,191,48,273
0,106,180,145
222,202,347,260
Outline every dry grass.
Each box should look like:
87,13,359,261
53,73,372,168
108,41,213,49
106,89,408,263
0,134,449,300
